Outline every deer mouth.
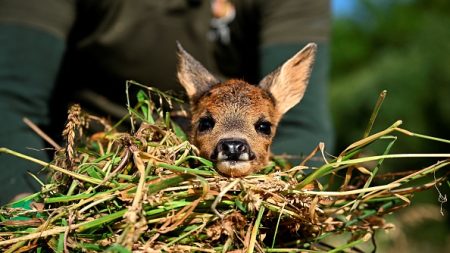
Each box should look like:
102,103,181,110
214,151,257,177
213,148,256,165
209,138,257,177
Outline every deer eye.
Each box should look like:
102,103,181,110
198,116,215,132
255,120,272,135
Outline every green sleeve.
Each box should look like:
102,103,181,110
259,0,330,45
0,24,68,204
0,0,75,204
254,0,334,163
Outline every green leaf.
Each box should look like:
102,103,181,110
136,90,148,103
56,219,67,253
235,199,247,213
105,244,132,253
148,174,194,194
186,156,213,167
85,166,104,179
76,209,127,232
171,121,188,141
272,157,288,168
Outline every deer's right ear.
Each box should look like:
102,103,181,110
177,42,219,102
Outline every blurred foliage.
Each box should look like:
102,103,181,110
331,0,450,161
330,1,449,252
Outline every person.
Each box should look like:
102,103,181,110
0,0,334,204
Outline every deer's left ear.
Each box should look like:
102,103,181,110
259,43,317,115
177,42,220,103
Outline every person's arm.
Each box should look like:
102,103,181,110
258,0,335,160
0,0,75,204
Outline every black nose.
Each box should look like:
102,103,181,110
220,140,248,155
214,138,252,161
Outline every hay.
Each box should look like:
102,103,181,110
0,82,449,252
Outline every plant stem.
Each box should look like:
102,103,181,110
363,90,387,138
247,205,265,253
0,148,114,187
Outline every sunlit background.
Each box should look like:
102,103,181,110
331,0,449,252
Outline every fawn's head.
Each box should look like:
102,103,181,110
177,43,316,177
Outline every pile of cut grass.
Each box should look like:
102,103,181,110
0,82,449,252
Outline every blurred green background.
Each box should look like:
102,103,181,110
331,0,449,252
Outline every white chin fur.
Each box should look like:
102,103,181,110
239,153,249,161
217,160,250,169
216,160,252,177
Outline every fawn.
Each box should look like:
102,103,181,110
177,43,316,177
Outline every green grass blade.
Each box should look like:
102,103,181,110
248,205,265,253
157,163,217,176
76,209,127,232
363,90,387,138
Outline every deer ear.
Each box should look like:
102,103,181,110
177,42,219,102
259,43,317,115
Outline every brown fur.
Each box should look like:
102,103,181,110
177,42,316,177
